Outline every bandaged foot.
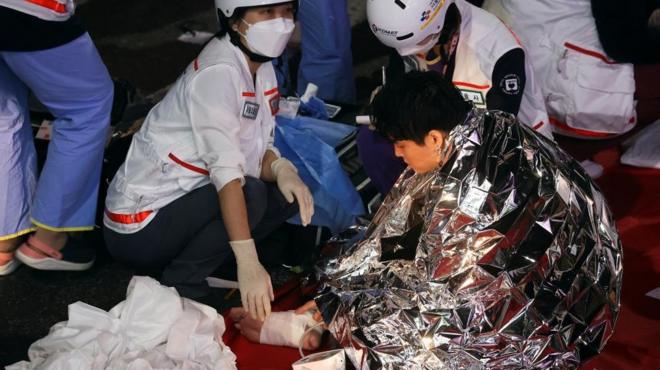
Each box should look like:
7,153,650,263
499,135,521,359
229,308,324,350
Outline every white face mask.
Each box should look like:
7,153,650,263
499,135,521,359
239,17,295,58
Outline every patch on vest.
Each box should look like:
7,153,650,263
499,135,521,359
269,95,280,115
242,102,260,120
501,74,521,95
460,89,486,107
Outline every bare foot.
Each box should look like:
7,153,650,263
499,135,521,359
229,307,323,350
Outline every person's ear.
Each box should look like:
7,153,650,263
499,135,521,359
427,129,445,146
230,19,239,32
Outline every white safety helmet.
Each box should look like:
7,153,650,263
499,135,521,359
215,0,296,17
367,0,455,56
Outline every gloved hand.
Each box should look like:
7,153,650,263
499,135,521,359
230,239,274,321
271,158,314,226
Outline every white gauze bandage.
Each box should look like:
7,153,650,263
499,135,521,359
259,310,321,348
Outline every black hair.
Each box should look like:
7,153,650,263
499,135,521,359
369,71,472,144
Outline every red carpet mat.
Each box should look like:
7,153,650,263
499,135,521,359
579,148,660,370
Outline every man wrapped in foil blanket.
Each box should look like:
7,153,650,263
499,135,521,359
314,71,622,369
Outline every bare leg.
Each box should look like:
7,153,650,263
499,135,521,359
0,237,23,253
32,228,67,251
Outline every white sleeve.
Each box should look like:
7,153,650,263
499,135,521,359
187,66,246,191
265,115,281,158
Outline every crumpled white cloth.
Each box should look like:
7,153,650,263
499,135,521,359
7,276,237,370
621,119,660,169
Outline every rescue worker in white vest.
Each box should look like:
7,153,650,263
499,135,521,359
103,0,313,322
0,0,113,275
357,0,553,196
482,0,642,138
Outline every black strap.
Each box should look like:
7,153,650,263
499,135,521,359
0,6,85,52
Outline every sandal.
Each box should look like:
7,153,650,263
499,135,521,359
15,235,95,271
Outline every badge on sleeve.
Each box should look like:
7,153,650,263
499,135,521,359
242,102,260,120
501,74,521,95
269,95,280,116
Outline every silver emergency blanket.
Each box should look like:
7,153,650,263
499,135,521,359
316,111,622,369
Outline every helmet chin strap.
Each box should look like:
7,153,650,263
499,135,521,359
229,29,273,63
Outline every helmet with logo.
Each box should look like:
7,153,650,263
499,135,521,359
215,0,297,17
367,0,455,56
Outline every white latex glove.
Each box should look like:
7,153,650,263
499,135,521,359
229,239,274,321
271,158,314,226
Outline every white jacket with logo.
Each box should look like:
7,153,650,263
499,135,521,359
407,0,553,139
0,0,74,21
483,0,636,138
104,36,281,234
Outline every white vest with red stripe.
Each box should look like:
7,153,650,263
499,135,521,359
0,0,74,21
407,0,553,138
104,36,281,234
483,0,636,138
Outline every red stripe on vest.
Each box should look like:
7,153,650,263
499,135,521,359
264,87,279,96
105,210,154,225
532,121,545,131
502,23,523,47
242,92,256,97
168,153,210,176
26,0,67,13
549,117,617,138
564,42,616,65
453,81,491,90
193,58,199,71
